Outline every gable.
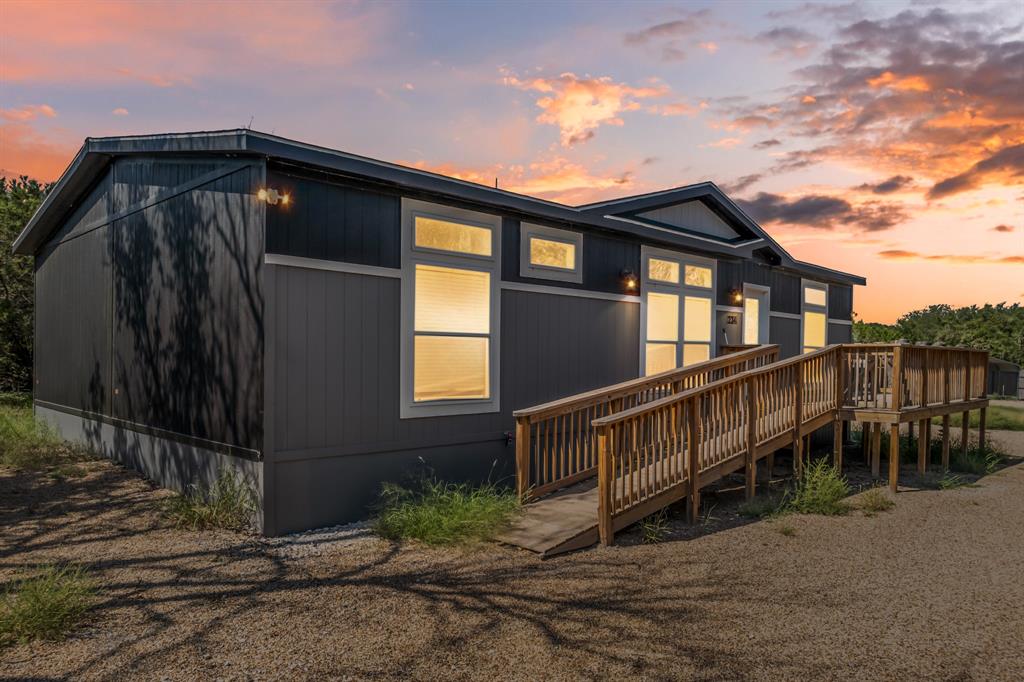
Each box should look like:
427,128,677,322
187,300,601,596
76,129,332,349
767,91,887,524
635,200,741,240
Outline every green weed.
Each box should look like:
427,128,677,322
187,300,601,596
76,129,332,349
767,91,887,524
0,565,95,647
164,469,257,531
789,460,850,516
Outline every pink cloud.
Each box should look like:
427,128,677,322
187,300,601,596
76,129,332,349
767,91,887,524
502,71,671,146
112,107,129,116
0,104,57,121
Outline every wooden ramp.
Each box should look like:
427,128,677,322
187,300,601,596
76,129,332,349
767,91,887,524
497,482,599,558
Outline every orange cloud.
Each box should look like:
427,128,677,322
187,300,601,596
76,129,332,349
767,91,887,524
112,107,129,116
698,42,719,54
503,71,671,146
404,155,635,205
704,137,744,148
0,104,57,121
878,250,1024,265
867,71,931,92
0,123,77,181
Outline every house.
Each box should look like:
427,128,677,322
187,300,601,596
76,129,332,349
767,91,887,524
14,129,865,535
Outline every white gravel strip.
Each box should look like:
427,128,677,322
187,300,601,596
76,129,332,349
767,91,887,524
259,521,379,559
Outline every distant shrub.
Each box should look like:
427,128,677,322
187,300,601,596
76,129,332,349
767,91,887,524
0,565,95,647
164,469,257,531
375,480,519,546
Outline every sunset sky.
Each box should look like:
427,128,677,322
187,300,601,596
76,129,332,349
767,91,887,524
1,0,1021,322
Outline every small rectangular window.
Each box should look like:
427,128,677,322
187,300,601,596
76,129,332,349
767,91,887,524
804,286,827,307
530,237,575,270
646,292,679,341
683,343,711,366
803,311,826,351
684,265,712,288
519,223,583,283
414,336,489,401
683,296,712,342
648,258,680,283
645,343,677,375
415,216,491,256
414,265,489,334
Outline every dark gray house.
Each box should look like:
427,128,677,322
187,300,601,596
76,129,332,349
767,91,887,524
14,130,865,535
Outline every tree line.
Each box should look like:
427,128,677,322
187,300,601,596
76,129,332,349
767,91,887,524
854,303,1024,367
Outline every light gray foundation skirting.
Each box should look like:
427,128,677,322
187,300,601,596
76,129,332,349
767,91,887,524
36,405,264,530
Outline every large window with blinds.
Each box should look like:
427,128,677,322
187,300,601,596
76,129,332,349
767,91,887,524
640,246,716,375
801,280,828,354
401,199,501,418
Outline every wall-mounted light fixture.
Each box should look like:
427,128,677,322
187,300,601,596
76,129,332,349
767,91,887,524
257,188,291,206
730,288,743,304
621,269,638,292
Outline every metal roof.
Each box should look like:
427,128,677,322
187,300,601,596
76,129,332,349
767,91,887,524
12,129,866,286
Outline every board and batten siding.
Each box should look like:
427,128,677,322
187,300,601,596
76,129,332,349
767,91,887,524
34,156,265,474
265,263,640,532
717,259,803,315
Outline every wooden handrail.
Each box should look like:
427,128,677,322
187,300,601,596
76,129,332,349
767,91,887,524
513,345,779,422
513,344,780,500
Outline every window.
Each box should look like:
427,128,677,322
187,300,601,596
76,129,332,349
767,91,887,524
519,223,583,283
640,247,716,375
742,284,770,345
801,280,828,353
402,199,501,418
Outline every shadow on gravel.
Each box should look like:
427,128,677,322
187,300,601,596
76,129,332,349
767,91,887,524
0,459,848,680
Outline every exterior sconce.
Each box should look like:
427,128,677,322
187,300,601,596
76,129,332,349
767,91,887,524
257,188,291,206
730,288,743,304
621,269,638,292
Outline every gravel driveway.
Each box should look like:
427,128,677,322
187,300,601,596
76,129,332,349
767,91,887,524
2,430,1023,681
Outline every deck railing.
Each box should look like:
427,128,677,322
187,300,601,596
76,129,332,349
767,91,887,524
840,343,988,411
591,346,842,544
512,344,779,500
589,343,989,544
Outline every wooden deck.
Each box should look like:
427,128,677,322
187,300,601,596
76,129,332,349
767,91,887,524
503,343,990,557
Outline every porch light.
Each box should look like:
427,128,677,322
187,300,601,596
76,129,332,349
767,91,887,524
621,269,638,292
730,288,743,304
257,188,290,206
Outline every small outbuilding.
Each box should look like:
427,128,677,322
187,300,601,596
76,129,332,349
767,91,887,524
14,130,865,534
987,357,1021,398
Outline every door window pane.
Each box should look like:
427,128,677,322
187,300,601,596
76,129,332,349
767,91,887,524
645,343,677,376
683,295,712,342
646,292,679,341
683,344,711,366
529,237,575,270
684,265,713,288
415,264,489,334
743,297,760,345
648,258,680,283
414,336,489,401
803,311,826,350
415,216,491,256
804,286,826,307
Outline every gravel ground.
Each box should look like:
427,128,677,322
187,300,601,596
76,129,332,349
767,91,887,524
2,429,1023,681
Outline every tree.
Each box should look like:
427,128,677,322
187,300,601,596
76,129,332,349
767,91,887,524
0,177,48,392
853,304,1024,367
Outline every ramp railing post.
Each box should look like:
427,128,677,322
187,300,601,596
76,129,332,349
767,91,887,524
596,425,614,545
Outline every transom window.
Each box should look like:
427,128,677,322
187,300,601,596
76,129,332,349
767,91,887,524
519,223,583,283
641,247,716,375
402,199,501,418
802,280,828,354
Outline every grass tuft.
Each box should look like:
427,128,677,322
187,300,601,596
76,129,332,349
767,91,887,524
0,396,92,470
164,469,257,531
789,460,850,516
374,479,519,546
738,493,789,520
950,441,1004,476
938,472,970,490
858,487,895,515
0,565,95,647
639,509,670,544
774,523,797,537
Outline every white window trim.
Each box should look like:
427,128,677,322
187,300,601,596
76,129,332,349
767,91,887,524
639,245,717,375
519,222,583,283
400,198,501,419
800,279,829,353
742,282,771,345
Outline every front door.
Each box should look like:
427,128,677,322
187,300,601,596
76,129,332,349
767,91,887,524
641,247,716,375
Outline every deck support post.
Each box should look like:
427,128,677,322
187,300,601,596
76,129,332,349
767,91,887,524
941,414,951,470
687,400,700,524
833,419,843,471
961,410,970,458
596,428,614,546
979,407,987,451
917,418,928,475
793,365,804,478
871,423,882,479
745,378,757,501
908,420,914,447
862,422,871,465
765,453,775,483
515,418,530,501
889,424,900,493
